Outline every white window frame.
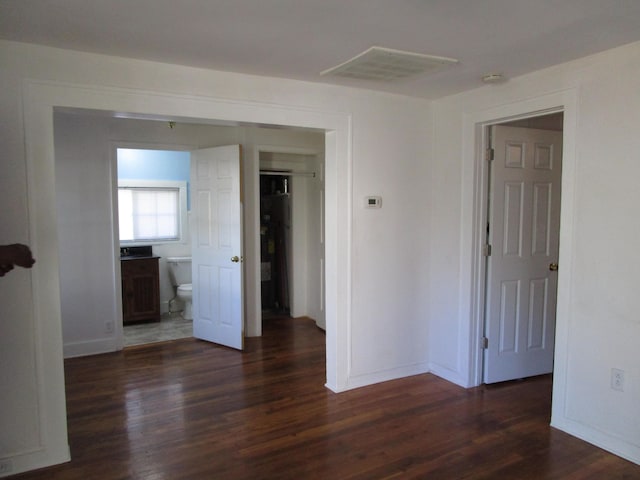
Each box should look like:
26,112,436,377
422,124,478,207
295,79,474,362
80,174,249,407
117,179,188,246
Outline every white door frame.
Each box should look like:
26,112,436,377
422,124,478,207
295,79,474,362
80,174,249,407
22,83,352,473
463,90,578,399
482,123,563,383
108,141,194,351
472,109,564,385
252,144,323,335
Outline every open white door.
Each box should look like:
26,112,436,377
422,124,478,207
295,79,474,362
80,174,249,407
191,145,244,350
484,126,562,383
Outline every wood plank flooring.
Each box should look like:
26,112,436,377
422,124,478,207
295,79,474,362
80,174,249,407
13,316,640,479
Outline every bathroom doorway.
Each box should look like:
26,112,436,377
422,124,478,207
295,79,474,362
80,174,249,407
116,147,194,347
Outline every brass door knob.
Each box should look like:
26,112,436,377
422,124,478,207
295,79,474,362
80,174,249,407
231,256,241,263
549,262,559,271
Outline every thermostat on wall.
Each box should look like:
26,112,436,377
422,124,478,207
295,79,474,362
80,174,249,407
365,196,382,209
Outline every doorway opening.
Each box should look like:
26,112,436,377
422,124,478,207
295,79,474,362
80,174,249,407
257,149,325,329
116,147,194,347
53,109,328,358
260,173,291,316
28,84,349,473
480,112,564,385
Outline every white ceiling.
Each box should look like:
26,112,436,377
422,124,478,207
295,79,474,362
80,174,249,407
2,0,640,99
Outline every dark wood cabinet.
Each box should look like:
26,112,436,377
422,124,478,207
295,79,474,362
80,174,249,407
121,257,160,324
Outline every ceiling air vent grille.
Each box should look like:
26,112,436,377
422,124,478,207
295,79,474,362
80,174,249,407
321,46,458,81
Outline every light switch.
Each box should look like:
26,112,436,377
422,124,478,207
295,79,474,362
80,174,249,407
365,196,382,208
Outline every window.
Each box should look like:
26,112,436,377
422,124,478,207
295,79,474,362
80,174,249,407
118,180,187,245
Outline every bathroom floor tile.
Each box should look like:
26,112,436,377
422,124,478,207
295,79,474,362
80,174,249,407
123,313,192,347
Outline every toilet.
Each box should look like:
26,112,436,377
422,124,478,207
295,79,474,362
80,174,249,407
167,256,193,320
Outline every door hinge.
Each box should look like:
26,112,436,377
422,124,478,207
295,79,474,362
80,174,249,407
481,337,489,349
485,148,494,162
483,244,492,257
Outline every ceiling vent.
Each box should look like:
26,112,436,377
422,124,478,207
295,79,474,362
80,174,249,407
321,46,458,82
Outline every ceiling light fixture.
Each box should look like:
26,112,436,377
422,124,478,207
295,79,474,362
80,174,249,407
482,73,506,84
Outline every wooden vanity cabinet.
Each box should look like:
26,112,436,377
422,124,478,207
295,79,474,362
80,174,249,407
121,257,160,324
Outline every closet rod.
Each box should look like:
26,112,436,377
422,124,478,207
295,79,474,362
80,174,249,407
259,170,316,178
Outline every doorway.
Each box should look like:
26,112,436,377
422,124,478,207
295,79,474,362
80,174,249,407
481,112,564,384
260,173,292,316
53,110,328,357
115,147,194,347
257,149,325,330
25,82,350,473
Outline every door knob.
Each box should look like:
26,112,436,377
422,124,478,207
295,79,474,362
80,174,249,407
231,256,241,263
549,262,559,271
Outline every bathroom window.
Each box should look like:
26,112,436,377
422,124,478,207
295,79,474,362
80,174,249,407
118,180,187,245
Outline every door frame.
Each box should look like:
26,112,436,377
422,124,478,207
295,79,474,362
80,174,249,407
109,141,194,351
253,144,324,334
472,109,564,386
481,121,563,383
464,90,579,394
23,80,352,440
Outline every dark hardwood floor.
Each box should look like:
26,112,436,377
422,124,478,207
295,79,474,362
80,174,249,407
13,316,639,479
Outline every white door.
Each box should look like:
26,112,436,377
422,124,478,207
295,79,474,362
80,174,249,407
484,126,562,383
191,145,244,350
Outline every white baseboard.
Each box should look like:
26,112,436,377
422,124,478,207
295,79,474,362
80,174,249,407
428,362,470,388
336,362,430,392
63,337,118,358
0,441,70,478
551,416,640,466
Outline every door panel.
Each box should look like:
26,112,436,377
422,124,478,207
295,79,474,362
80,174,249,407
484,126,562,383
503,181,524,256
191,145,244,350
527,277,548,349
532,183,552,255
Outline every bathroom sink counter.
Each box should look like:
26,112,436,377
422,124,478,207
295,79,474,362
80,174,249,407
120,255,161,261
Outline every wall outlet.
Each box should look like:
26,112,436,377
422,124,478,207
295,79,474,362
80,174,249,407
611,368,625,392
0,459,13,474
105,321,114,333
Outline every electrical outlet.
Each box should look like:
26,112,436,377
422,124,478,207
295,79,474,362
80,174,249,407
0,460,13,474
611,368,625,392
105,321,114,333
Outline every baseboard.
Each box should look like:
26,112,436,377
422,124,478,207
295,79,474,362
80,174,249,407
551,416,640,466
340,362,430,392
63,337,118,358
0,443,70,478
428,362,470,388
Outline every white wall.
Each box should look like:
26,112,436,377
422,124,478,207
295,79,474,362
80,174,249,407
54,112,324,357
0,40,432,475
429,41,640,463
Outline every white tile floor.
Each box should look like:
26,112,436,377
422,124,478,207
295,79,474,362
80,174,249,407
123,313,192,347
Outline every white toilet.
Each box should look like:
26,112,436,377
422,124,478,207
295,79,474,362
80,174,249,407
167,256,193,320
